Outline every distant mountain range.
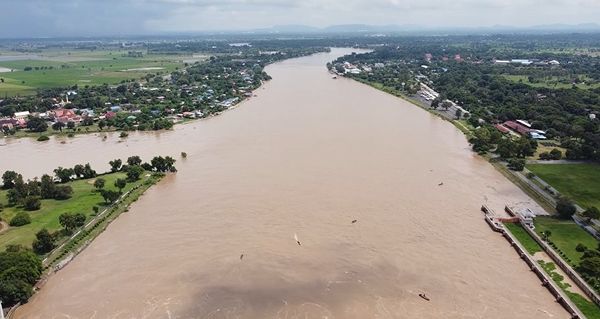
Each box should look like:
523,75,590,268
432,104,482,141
250,23,600,35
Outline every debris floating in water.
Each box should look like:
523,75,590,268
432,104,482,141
438,182,444,186
294,233,301,246
240,254,244,260
351,219,357,224
419,293,430,301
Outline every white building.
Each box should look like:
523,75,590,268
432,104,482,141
14,111,30,119
516,119,532,128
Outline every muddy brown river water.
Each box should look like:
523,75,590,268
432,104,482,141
3,48,568,318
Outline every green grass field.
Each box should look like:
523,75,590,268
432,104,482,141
527,163,600,209
0,172,147,250
0,50,187,96
503,74,600,90
504,222,542,254
534,217,598,264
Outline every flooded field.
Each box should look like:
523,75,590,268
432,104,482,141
3,48,568,318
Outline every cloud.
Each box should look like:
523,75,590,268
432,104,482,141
2,0,600,37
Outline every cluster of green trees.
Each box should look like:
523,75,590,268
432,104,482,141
2,171,45,211
53,163,96,183
0,154,175,307
0,165,97,212
1,171,77,227
58,212,86,235
464,125,537,170
0,245,43,306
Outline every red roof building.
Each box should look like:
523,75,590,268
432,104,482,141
494,124,511,134
104,111,116,119
52,108,81,123
503,121,531,136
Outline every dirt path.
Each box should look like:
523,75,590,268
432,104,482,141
0,221,8,234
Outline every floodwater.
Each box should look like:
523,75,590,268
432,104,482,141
4,48,568,318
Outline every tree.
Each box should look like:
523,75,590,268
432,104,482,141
98,119,106,131
12,175,27,201
127,155,142,166
549,148,562,160
32,229,55,254
53,185,73,200
73,164,85,178
455,109,463,119
82,117,94,126
59,213,86,234
441,101,452,110
40,174,55,199
6,189,21,206
26,179,40,197
582,206,600,222
0,248,42,306
82,163,97,179
579,256,600,278
93,178,106,190
109,159,122,172
53,167,74,183
9,212,31,227
507,158,525,171
151,156,176,172
430,97,441,109
114,178,127,193
52,121,65,132
126,165,144,181
576,243,588,252
26,117,47,132
23,196,41,211
556,197,577,219
2,170,18,189
496,139,516,159
100,189,120,204
66,121,75,130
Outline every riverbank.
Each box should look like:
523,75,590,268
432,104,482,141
10,48,569,318
0,171,165,315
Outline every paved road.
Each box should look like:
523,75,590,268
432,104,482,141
518,167,585,213
527,159,590,165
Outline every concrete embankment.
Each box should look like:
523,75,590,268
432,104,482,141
481,205,586,319
505,207,600,307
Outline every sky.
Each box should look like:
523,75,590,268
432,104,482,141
2,0,600,38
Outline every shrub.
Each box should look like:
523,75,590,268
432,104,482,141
9,212,31,226
36,135,49,142
53,185,73,200
576,243,588,252
556,197,577,219
23,196,41,211
508,158,525,171
526,172,535,179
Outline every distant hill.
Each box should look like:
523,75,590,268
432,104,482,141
253,23,600,35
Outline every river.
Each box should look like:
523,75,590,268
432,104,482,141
4,48,567,318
